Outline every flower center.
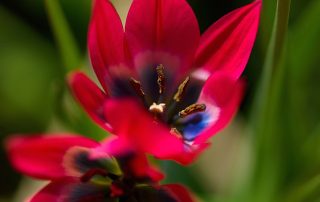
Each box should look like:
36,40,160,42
130,64,206,141
80,167,134,198
80,168,116,183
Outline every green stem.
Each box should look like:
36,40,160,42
254,0,291,113
247,0,291,201
283,175,320,202
45,0,81,72
45,0,83,128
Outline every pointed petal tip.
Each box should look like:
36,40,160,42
254,0,263,9
88,0,127,91
68,71,114,132
195,0,262,79
67,71,86,86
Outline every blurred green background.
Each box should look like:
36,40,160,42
0,0,320,201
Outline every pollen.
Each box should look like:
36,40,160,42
174,76,190,102
156,64,165,94
179,103,206,118
149,102,166,114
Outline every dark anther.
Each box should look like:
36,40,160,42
129,77,145,97
174,76,190,102
80,168,119,183
179,103,206,118
156,64,165,94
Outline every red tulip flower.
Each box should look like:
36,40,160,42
70,0,261,165
6,135,194,202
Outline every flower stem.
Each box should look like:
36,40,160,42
45,0,81,72
254,0,291,112
247,0,291,201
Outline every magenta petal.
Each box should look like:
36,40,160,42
103,99,202,165
68,71,112,132
31,178,109,202
104,99,182,157
6,135,98,180
128,153,165,182
98,136,133,157
88,0,131,91
195,0,261,79
30,178,77,202
162,184,195,202
194,73,245,144
125,0,200,75
179,142,210,165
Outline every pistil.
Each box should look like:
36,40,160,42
149,102,166,114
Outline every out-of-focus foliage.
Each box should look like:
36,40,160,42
0,6,59,134
1,0,320,201
0,5,60,198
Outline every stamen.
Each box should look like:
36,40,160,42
179,103,206,118
156,64,165,94
129,77,145,97
173,76,190,102
170,128,183,139
149,102,166,114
